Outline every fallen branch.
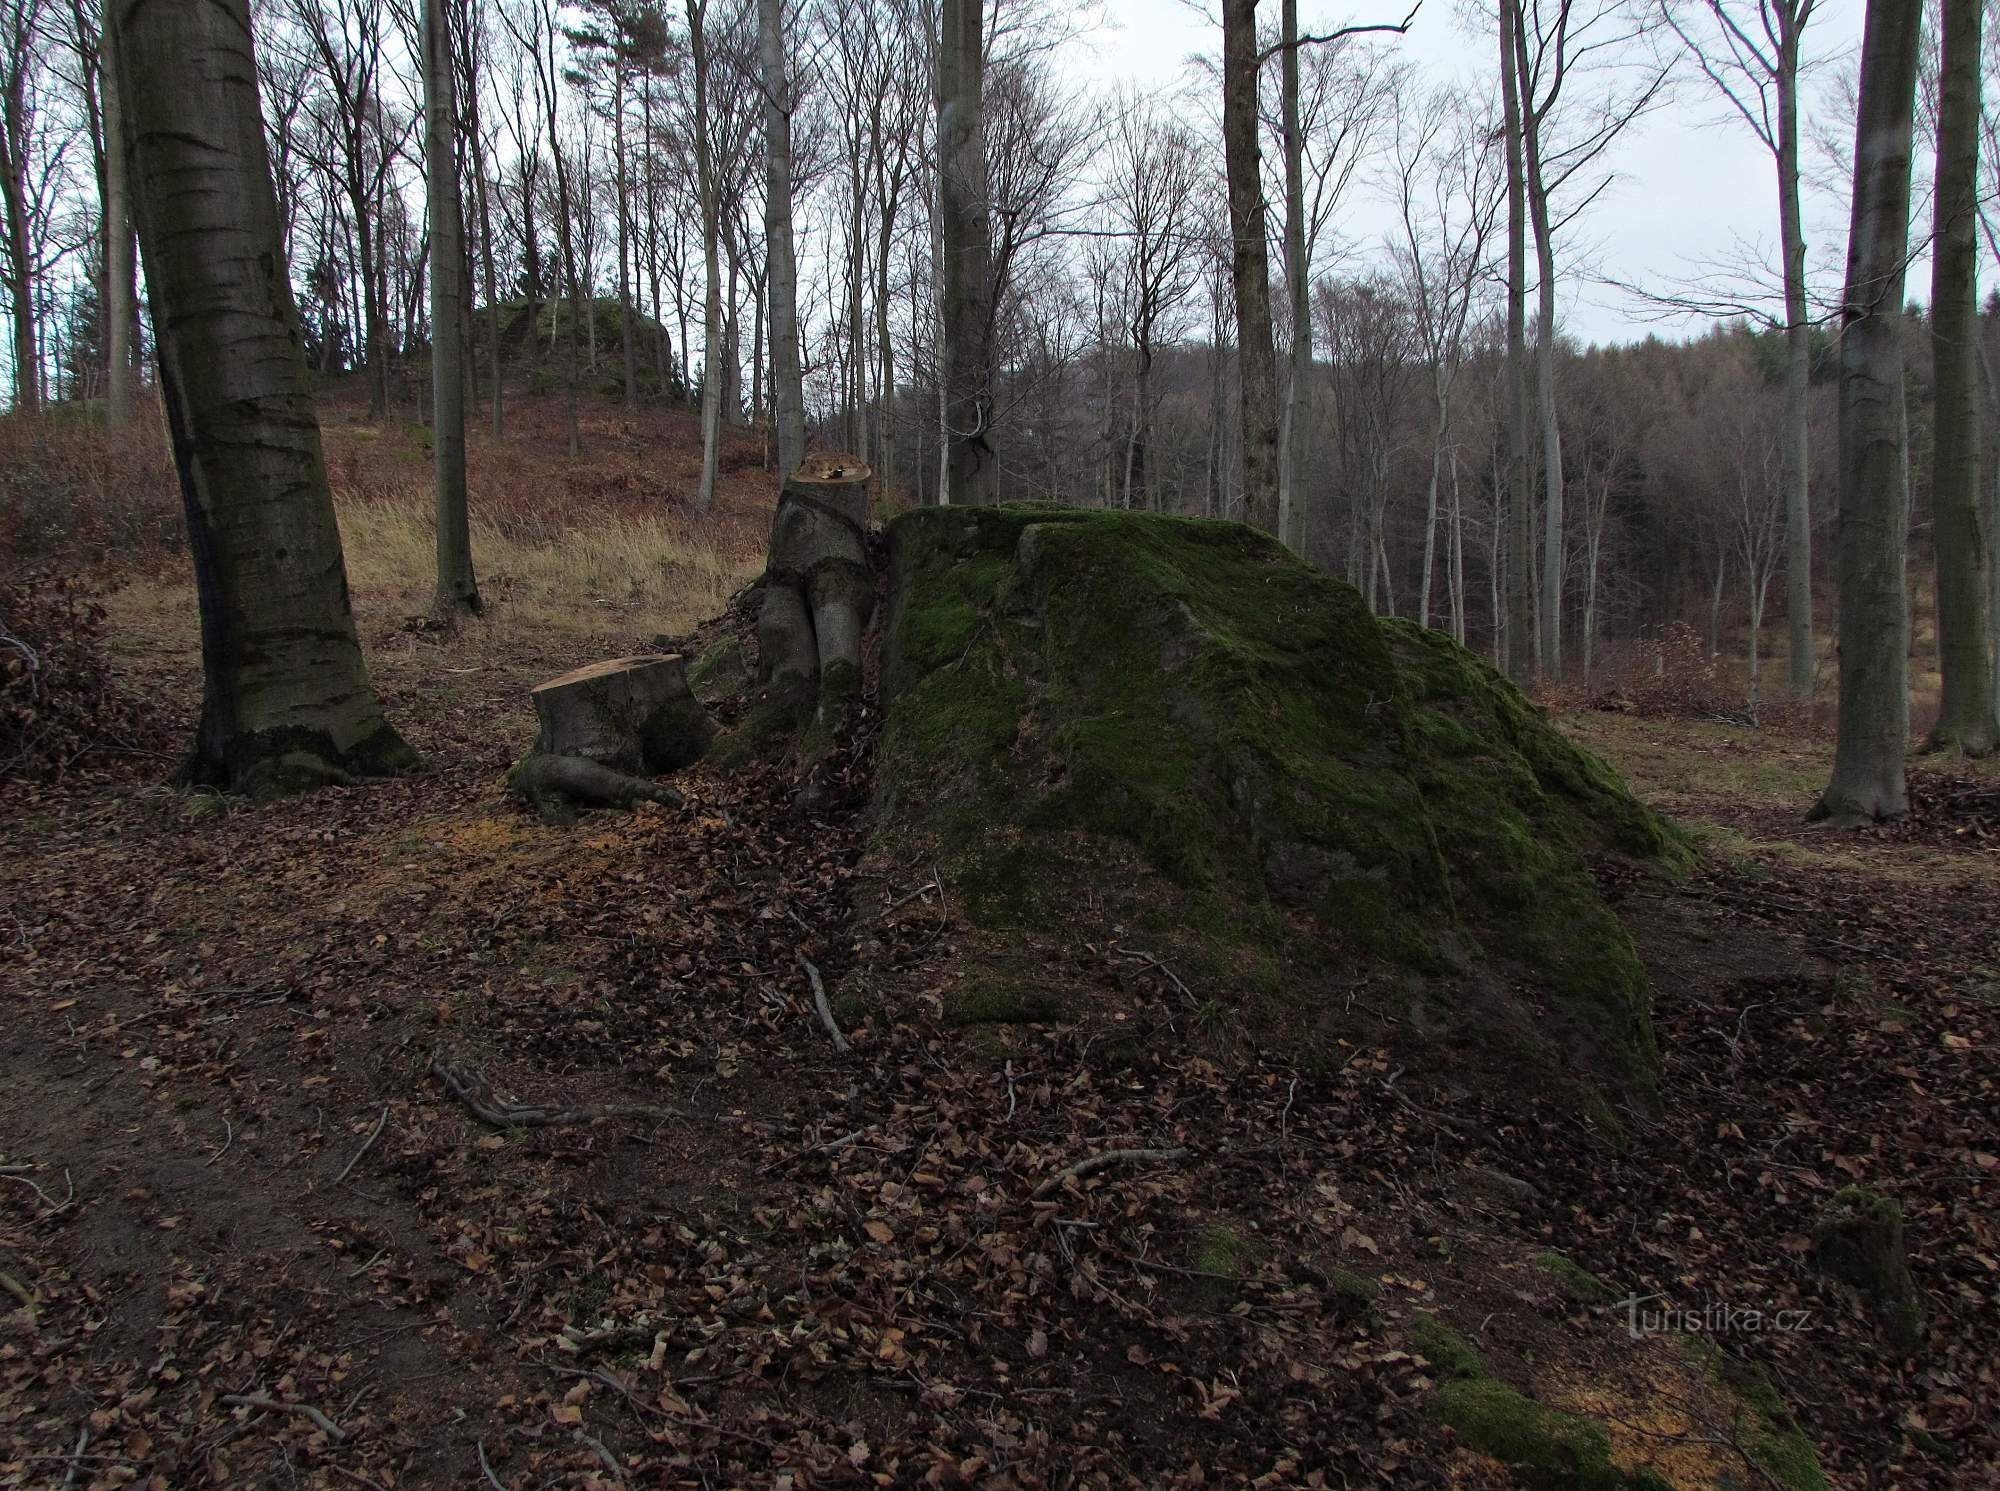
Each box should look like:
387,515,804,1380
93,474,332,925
333,1105,391,1185
0,1268,35,1323
221,1393,348,1443
58,1426,88,1491
476,1437,506,1491
433,1059,687,1131
205,1117,234,1168
2,1167,73,1218
799,956,851,1054
1032,1147,1191,1200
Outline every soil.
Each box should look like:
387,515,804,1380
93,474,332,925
1,603,1995,1491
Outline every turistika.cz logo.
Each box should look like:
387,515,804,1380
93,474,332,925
1617,1293,1816,1339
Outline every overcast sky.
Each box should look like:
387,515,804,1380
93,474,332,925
1059,0,1869,346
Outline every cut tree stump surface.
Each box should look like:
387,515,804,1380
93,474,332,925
531,654,693,768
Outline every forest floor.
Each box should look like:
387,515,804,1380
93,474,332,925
2,404,1997,1488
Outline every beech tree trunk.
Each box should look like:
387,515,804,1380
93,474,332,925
1222,0,1280,535
108,0,415,797
1513,10,1563,682
425,0,478,614
1926,0,1994,753
938,0,997,505
101,8,134,427
760,0,805,479
1277,0,1311,553
1499,0,1534,685
1776,17,1814,695
690,0,722,510
1,2,39,414
1813,0,1922,822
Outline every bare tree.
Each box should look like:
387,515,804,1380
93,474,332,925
108,0,415,796
760,0,804,476
1104,95,1203,511
1,0,50,411
1812,0,1922,823
939,0,997,503
1927,0,1993,752
1386,82,1501,630
1221,0,1279,533
425,0,479,612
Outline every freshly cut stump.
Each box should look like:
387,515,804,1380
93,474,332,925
512,654,715,825
757,455,874,714
530,654,713,772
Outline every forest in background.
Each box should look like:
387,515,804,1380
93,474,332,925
5,0,2000,710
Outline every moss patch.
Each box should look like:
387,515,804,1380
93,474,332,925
876,507,1685,1105
1436,1379,1647,1491
1410,1315,1487,1381
1534,1250,1614,1304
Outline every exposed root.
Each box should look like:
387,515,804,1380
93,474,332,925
1031,1147,1192,1200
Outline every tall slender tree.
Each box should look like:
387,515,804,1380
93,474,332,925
1499,0,1535,683
107,0,415,796
1926,0,1992,752
1222,0,1281,534
938,0,997,504
1658,0,1824,696
425,0,479,613
1812,0,1923,822
760,0,804,478
100,3,134,425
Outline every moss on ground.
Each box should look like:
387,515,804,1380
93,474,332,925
1534,1250,1614,1303
1677,1335,1831,1491
1411,1316,1487,1381
876,507,1686,1102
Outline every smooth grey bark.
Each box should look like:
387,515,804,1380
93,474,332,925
1926,0,1993,753
759,0,804,478
456,3,503,443
425,0,478,613
690,0,722,510
613,49,636,410
1775,12,1815,694
101,5,134,426
1499,0,1534,683
1513,10,1564,681
109,0,414,796
1812,0,1922,822
1277,0,1311,552
938,0,997,505
1222,0,1281,535
0,0,42,413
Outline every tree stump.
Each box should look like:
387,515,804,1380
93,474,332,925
530,654,714,772
1811,1186,1924,1352
753,454,875,753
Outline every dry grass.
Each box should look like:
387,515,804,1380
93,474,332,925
333,494,759,639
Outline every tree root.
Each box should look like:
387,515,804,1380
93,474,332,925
1032,1147,1191,1200
431,1058,683,1129
507,752,686,825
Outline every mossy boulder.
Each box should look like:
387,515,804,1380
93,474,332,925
875,507,1685,1104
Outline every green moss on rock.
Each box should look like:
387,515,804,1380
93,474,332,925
1435,1379,1639,1491
876,507,1684,1103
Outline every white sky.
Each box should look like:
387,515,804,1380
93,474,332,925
1061,0,1869,346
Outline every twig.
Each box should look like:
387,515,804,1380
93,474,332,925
1114,946,1193,1001
2,1167,74,1218
333,1106,391,1185
1280,1077,1299,1147
1,1269,35,1323
575,1427,624,1481
860,872,944,926
324,1463,393,1491
476,1437,506,1490
430,1058,709,1130
799,955,851,1054
205,1117,234,1168
1032,1146,1191,1200
220,1393,348,1443
59,1425,89,1491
